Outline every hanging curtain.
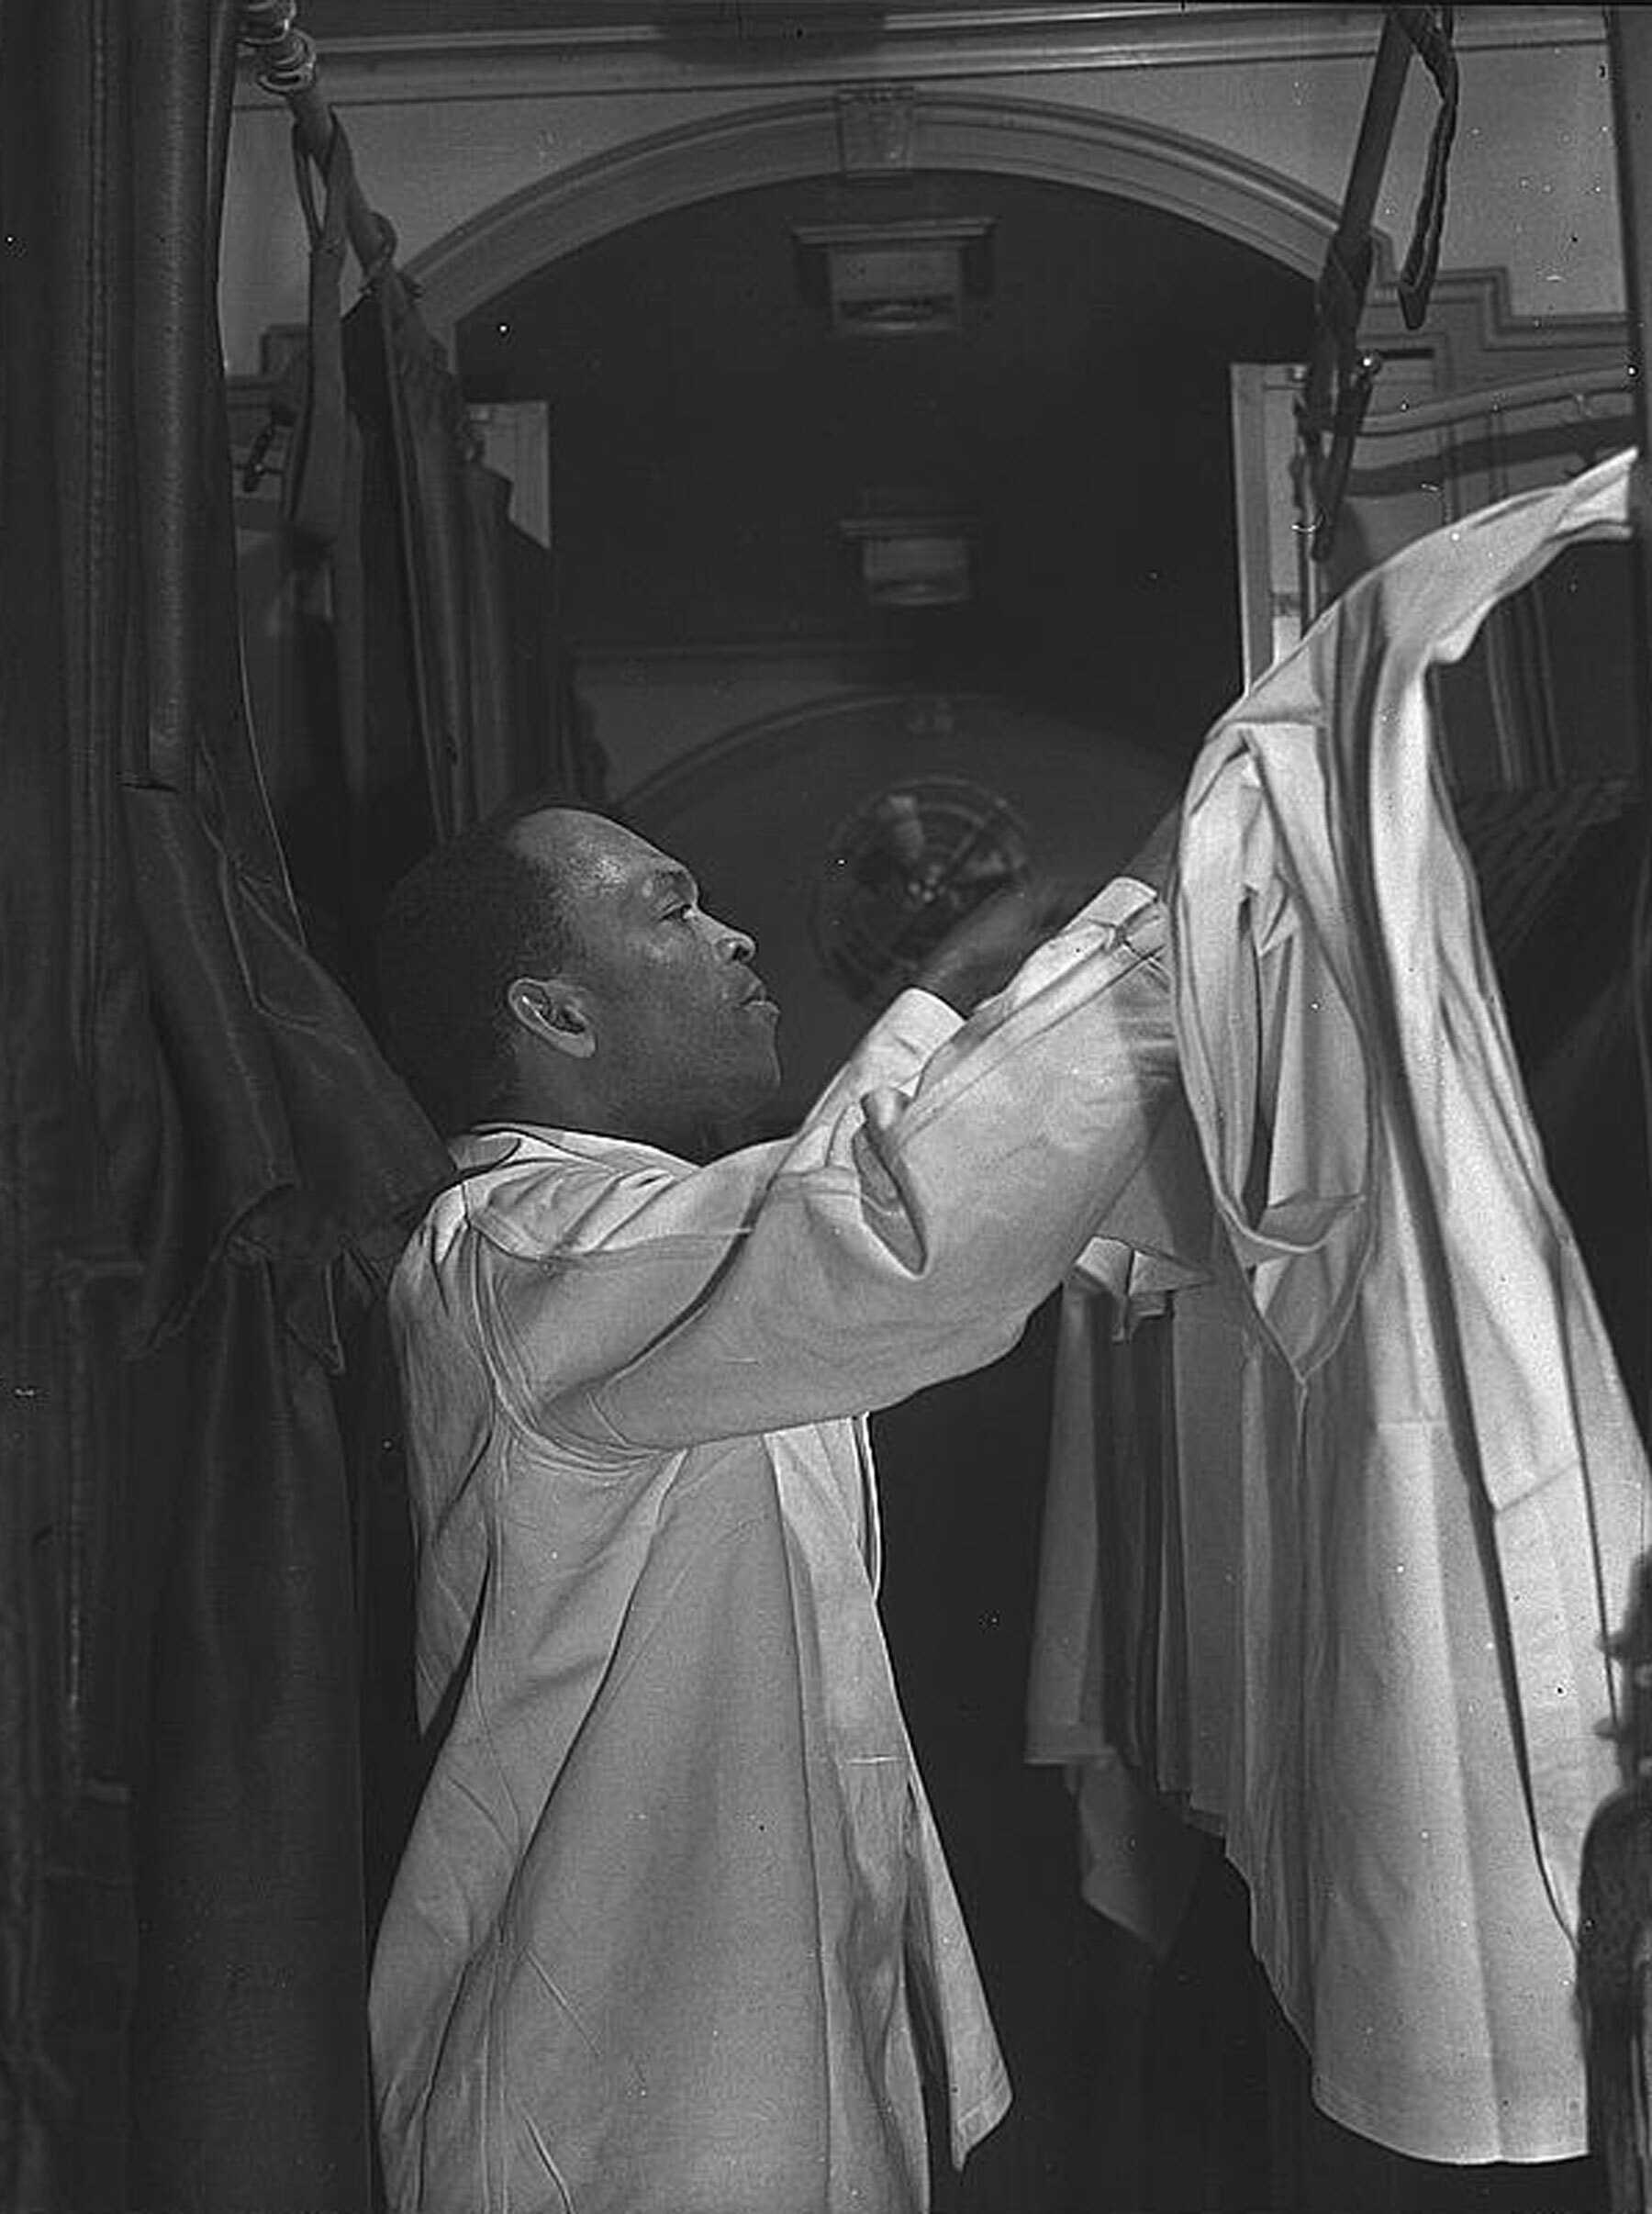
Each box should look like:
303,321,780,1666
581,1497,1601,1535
279,121,607,1007
0,2,452,2207
262,106,609,1962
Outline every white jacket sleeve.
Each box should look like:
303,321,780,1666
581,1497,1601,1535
477,893,1185,1450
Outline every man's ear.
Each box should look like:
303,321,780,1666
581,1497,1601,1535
507,975,597,1061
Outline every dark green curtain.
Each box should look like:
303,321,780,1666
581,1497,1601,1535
0,2,451,2206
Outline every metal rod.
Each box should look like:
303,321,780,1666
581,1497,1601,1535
1605,6,1652,1471
1609,10,1652,499
237,0,396,283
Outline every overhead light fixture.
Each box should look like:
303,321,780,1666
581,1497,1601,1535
793,218,994,339
841,510,977,607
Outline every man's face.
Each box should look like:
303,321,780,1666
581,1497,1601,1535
510,810,782,1148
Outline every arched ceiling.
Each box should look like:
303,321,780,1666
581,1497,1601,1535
454,168,1312,750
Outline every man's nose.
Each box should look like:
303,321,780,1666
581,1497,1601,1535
708,913,755,963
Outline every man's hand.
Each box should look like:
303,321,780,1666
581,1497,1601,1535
910,802,1182,1016
912,876,1088,1016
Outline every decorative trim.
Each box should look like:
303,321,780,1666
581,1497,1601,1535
236,8,1604,107
833,85,920,174
1358,261,1629,394
407,92,1342,341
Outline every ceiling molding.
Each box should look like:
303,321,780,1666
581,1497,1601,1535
243,7,1604,106
406,91,1341,343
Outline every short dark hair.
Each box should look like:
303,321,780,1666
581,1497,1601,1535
375,795,612,1138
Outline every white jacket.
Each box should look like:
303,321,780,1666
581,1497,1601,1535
370,878,1189,2212
1170,447,1650,2161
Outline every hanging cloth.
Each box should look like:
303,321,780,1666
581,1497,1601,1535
1168,448,1649,2164
280,117,605,1003
0,2,452,2205
284,117,355,550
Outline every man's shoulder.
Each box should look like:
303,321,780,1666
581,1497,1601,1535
452,1123,648,1170
430,1124,686,1263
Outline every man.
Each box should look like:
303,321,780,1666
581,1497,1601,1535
369,795,1186,2214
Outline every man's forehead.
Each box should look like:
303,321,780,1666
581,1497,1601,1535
508,808,676,896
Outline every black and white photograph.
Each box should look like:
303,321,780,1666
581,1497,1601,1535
4,6,1652,2211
